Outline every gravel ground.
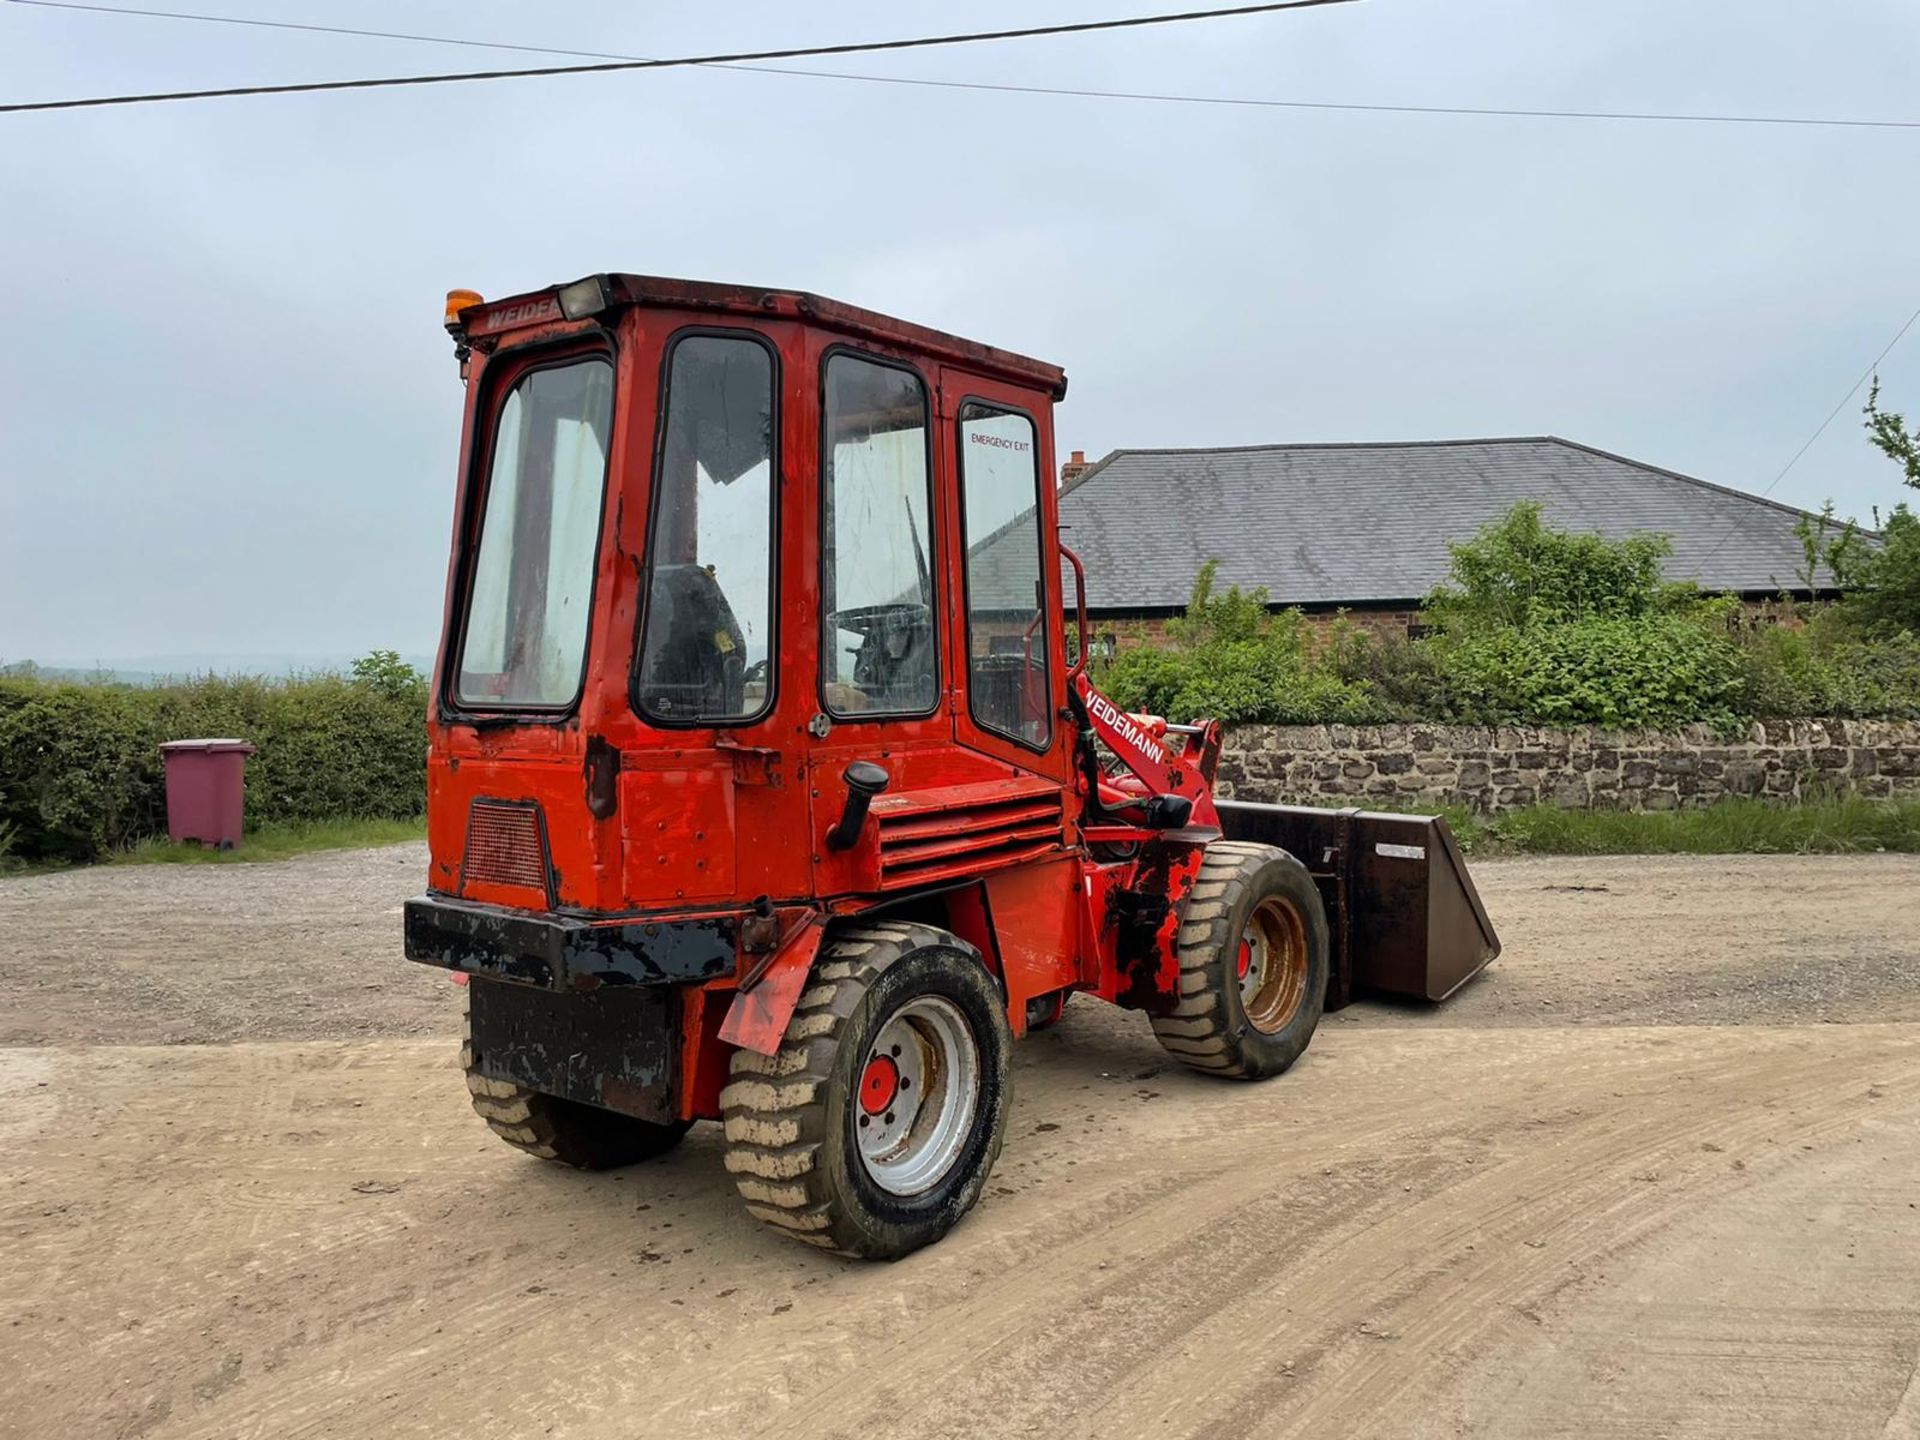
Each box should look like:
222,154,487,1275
2,844,1915,1046
0,844,456,1046
3,844,1917,1439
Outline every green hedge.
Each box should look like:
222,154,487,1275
1429,612,1751,730
0,660,427,864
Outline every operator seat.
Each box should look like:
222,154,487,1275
638,563,748,719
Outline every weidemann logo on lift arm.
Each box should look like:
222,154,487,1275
1086,691,1165,768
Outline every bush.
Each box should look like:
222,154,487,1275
1426,500,1691,628
1844,504,1920,636
1097,564,1386,724
1741,609,1920,719
0,656,427,864
1115,504,1920,733
1434,612,1750,729
1324,621,1463,720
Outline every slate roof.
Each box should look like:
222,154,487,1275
1053,437,1845,612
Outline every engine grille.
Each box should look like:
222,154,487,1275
462,799,550,896
876,781,1066,890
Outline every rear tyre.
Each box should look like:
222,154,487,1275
462,1002,691,1170
1151,841,1329,1080
721,921,1013,1260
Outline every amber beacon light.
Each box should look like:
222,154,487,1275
443,288,484,333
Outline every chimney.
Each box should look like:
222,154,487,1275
1060,449,1091,487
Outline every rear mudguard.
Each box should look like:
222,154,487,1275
717,919,825,1055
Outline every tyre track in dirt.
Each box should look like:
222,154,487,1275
4,850,1919,1438
768,1026,1920,1440
3,1023,1915,1440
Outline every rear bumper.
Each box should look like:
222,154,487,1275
403,894,736,990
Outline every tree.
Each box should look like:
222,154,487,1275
1865,377,1920,490
349,650,427,703
1425,501,1690,631
1845,380,1920,635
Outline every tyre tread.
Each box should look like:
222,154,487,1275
1148,842,1327,1080
722,921,996,1257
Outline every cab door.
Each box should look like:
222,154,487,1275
938,372,1082,1021
939,375,1072,785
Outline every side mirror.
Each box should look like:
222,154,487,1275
826,761,891,851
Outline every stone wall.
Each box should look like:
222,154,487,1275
1214,718,1920,815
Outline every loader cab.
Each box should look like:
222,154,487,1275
409,275,1497,1262
427,275,1075,922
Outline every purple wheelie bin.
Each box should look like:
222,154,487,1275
160,738,257,849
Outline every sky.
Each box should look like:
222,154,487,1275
2,0,1917,668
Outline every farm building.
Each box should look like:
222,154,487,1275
1049,437,1846,644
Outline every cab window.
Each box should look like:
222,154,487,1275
957,403,1051,749
820,354,938,716
635,333,777,724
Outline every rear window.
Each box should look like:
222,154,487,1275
455,357,613,708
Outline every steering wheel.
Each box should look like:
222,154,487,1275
829,602,933,638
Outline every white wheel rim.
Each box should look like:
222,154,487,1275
1239,920,1266,1008
854,995,980,1197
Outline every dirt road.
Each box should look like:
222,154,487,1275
2,848,1917,1439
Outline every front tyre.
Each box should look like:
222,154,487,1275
721,921,1013,1260
1151,841,1330,1080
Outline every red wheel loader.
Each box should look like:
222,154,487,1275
405,274,1500,1259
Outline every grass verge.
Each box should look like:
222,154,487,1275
1445,794,1920,857
110,816,425,866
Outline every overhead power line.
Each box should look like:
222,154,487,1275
1755,304,1920,503
0,0,1359,113
1751,301,1912,510
1700,301,1920,562
10,0,1920,130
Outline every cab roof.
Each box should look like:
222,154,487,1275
463,272,1068,402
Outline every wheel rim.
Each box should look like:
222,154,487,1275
855,994,980,1197
1237,896,1310,1035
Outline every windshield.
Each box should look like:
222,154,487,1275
455,357,613,708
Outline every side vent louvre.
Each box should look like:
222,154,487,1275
462,799,551,897
875,783,1065,890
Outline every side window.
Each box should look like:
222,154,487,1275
821,354,938,716
958,404,1052,749
635,334,776,724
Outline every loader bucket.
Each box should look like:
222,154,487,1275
1216,802,1500,1009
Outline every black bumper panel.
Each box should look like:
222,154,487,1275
403,895,736,990
467,978,679,1124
